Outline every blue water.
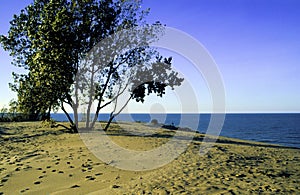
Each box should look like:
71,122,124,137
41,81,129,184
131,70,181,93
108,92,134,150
51,113,300,148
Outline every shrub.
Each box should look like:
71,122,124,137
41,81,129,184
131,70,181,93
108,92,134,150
150,119,158,125
41,118,57,128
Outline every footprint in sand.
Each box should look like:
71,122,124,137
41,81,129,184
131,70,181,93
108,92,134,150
1,174,11,183
85,175,96,181
111,184,121,189
1,178,8,183
20,188,30,193
23,165,32,171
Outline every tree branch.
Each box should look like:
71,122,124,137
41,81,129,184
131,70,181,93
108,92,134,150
99,77,131,110
103,95,132,131
90,62,114,128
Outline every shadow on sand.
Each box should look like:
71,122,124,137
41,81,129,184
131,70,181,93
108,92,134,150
103,127,299,150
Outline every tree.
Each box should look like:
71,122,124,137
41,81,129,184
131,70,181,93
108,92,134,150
3,0,77,121
0,0,184,133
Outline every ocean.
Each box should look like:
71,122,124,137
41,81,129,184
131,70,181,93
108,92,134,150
51,113,300,149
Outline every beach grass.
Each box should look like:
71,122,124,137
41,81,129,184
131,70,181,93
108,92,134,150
0,122,299,194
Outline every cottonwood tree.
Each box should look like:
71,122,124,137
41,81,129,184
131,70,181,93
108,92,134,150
0,0,183,133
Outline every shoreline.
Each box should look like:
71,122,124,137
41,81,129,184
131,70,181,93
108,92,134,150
49,113,300,149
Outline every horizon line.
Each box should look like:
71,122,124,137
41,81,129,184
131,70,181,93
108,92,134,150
50,112,300,114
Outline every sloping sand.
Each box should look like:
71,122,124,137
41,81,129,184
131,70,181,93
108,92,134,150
0,122,299,194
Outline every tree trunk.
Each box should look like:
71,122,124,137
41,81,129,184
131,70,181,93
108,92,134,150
61,101,77,133
86,61,96,129
73,104,79,130
45,106,51,120
90,63,114,129
104,114,115,131
71,124,79,133
103,96,132,131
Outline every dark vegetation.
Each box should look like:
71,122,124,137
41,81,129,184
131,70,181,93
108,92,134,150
161,124,178,130
0,113,35,122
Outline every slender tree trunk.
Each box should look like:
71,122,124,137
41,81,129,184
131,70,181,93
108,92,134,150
90,63,114,129
86,65,95,129
61,101,78,133
103,96,132,131
104,114,114,131
73,105,79,132
73,81,79,129
46,106,51,120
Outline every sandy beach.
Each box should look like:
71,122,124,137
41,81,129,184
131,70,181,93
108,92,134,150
0,122,299,194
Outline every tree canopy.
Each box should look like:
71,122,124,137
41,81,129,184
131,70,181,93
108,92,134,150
0,0,184,132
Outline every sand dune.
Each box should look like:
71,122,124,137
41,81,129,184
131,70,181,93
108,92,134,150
0,122,299,194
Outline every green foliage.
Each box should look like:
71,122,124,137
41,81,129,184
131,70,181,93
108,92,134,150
0,0,184,132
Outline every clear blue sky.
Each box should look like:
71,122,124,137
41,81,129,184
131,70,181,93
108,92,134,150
1,0,300,113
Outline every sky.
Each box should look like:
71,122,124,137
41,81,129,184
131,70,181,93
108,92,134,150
0,0,300,113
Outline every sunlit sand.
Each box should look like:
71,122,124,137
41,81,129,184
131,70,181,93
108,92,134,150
0,122,299,194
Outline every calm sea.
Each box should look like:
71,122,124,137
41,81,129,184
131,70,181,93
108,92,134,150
51,113,300,148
